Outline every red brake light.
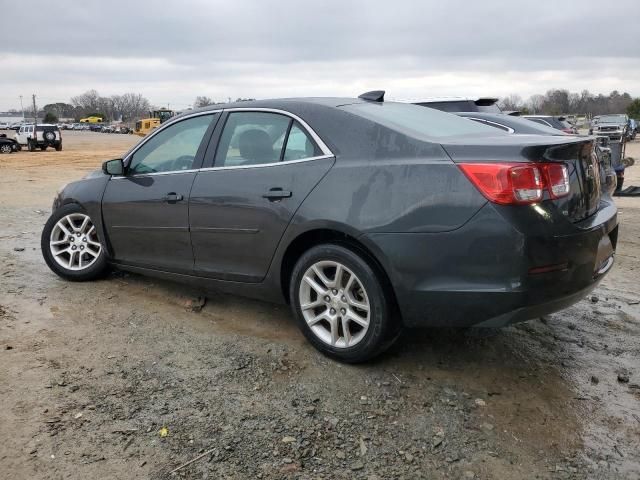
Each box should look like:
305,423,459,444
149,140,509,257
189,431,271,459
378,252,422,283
459,162,569,205
542,163,570,198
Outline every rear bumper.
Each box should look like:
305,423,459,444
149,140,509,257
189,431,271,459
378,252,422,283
365,199,618,328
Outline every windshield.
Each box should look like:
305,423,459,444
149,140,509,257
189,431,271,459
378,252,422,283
598,115,627,124
341,102,503,139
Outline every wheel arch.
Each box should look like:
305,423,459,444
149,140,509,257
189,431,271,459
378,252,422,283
278,226,401,321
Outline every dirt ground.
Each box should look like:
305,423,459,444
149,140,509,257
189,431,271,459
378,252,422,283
0,131,638,480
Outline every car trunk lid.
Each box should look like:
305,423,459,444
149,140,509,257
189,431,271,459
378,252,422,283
441,135,602,222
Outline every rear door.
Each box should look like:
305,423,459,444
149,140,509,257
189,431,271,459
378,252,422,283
189,110,334,282
101,112,219,273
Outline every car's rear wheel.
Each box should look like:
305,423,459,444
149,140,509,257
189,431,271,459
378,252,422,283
55,143,62,151
290,244,398,363
0,144,12,154
41,204,108,281
28,140,35,152
40,145,47,151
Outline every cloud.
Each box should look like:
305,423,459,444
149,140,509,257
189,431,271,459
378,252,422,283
1,0,638,110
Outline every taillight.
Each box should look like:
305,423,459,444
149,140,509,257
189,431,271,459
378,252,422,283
542,163,570,198
459,162,570,205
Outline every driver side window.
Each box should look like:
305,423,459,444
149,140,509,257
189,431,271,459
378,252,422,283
129,114,215,175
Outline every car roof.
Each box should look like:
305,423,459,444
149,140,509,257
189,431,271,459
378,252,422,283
191,97,365,113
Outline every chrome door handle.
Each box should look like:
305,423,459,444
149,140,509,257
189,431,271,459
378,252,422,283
163,192,184,203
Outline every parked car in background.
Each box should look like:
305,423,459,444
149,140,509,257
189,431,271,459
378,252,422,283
522,115,578,134
15,124,62,151
412,97,503,113
9,121,27,131
0,133,21,153
455,112,616,195
455,112,567,135
0,122,10,130
41,94,617,362
589,115,628,191
589,114,628,141
627,119,637,140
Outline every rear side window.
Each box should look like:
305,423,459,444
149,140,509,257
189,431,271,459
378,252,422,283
342,102,502,139
284,122,321,160
215,112,294,167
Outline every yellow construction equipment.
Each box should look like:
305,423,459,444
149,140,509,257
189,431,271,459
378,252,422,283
134,109,175,136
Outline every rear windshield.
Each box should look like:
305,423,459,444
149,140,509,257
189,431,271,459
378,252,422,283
341,102,503,139
36,125,58,131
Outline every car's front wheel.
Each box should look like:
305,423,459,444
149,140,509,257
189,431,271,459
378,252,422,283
0,144,12,154
41,204,108,281
290,244,399,363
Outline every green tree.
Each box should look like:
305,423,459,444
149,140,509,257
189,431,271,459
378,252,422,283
627,98,640,119
43,112,58,123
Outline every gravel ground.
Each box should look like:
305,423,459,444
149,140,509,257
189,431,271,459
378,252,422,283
0,131,638,479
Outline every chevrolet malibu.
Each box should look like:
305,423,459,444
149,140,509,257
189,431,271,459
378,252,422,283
41,92,618,362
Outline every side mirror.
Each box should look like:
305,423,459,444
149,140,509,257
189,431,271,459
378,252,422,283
102,158,124,176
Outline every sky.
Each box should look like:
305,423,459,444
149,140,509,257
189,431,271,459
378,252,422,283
1,0,638,111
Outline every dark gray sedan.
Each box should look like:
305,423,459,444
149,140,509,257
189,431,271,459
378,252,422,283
41,93,618,362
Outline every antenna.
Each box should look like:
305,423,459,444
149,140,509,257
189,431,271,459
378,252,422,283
358,90,385,102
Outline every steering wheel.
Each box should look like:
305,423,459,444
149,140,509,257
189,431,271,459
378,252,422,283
171,155,195,171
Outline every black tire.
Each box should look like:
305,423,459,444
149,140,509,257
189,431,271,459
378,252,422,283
289,244,399,363
40,145,47,151
41,204,109,282
0,143,12,154
28,140,35,152
55,143,62,151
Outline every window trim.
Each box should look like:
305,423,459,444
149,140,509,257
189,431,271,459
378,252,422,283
120,111,222,177
116,107,334,177
201,107,333,171
121,110,222,178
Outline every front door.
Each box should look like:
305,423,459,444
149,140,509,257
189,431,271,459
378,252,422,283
102,113,219,272
190,111,334,282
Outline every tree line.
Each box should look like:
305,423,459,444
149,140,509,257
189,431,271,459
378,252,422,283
42,90,152,123
40,92,257,123
499,89,637,117
34,88,640,123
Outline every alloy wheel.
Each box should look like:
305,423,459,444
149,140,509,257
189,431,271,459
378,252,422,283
299,260,371,348
0,144,11,153
49,213,102,271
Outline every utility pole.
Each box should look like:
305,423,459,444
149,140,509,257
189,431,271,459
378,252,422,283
32,94,37,130
19,95,24,121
